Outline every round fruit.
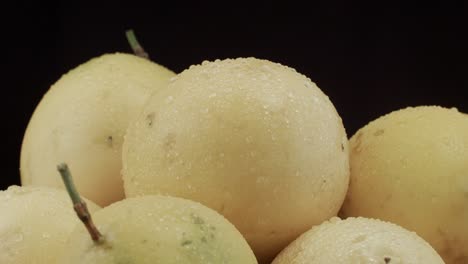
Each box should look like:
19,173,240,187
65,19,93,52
0,185,100,264
272,217,444,264
341,105,468,264
20,53,175,206
122,57,349,262
59,195,258,264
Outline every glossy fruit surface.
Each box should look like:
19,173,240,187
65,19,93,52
0,185,100,264
272,217,444,264
341,106,468,263
20,53,175,206
123,57,349,262
60,195,258,264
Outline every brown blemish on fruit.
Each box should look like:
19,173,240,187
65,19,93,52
106,136,113,147
219,203,226,213
373,129,384,136
181,240,192,246
384,257,391,263
146,112,155,127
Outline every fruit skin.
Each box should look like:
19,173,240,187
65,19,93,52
0,185,100,264
272,217,444,264
20,53,175,206
341,106,468,264
122,57,349,263
59,195,258,264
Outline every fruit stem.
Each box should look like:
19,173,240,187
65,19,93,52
125,29,149,59
57,163,104,244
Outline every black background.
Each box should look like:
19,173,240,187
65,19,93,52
3,1,467,190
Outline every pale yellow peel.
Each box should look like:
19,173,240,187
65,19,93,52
20,53,175,206
123,57,349,263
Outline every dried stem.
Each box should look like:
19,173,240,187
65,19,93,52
125,29,149,59
57,163,104,243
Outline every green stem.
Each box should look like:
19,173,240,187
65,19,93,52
125,29,149,59
57,163,104,243
57,163,81,205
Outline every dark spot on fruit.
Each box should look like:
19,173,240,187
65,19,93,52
384,257,391,263
106,136,113,147
191,213,205,225
181,240,192,246
141,239,147,244
374,129,384,136
146,112,155,127
341,143,345,151
201,236,207,243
